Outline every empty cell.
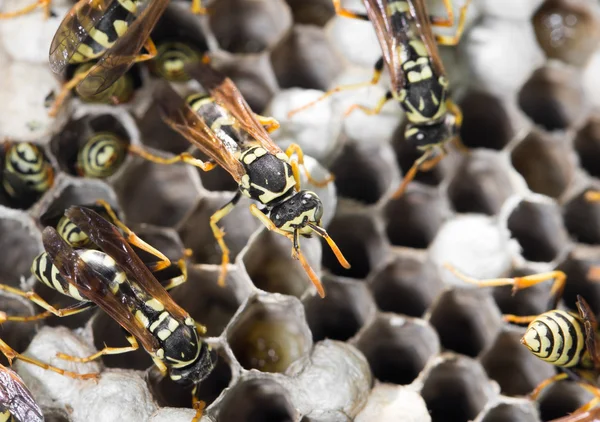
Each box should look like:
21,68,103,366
42,408,71,422
421,356,491,422
286,0,335,26
227,295,312,373
370,252,444,317
537,381,594,421
480,329,556,397
507,199,569,263
138,102,194,155
355,315,439,385
480,403,539,422
0,293,38,366
518,66,586,131
459,90,514,151
385,186,446,249
218,378,297,422
304,276,374,342
563,189,600,244
559,249,600,311
429,289,502,358
0,214,42,287
532,0,600,67
321,213,387,280
271,25,343,90
574,114,600,178
492,268,556,317
330,142,395,206
448,151,518,215
209,0,292,54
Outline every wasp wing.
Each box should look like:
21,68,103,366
42,226,161,353
0,364,44,422
410,0,447,77
184,62,282,155
154,81,246,183
75,0,168,97
64,207,190,322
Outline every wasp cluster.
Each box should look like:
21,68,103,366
2,0,600,421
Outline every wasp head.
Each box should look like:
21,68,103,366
404,116,458,149
270,190,324,236
170,342,218,385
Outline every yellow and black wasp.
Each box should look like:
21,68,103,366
75,132,128,179
140,61,350,297
0,363,44,422
288,0,470,198
2,142,55,209
0,205,216,419
148,41,207,82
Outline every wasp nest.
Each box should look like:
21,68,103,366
2,0,600,421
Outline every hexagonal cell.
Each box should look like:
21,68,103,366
574,113,600,178
111,157,201,228
563,188,600,244
559,246,600,311
329,142,397,206
479,402,539,422
137,102,196,155
492,268,556,317
49,113,131,178
421,355,492,422
480,329,556,397
428,289,503,358
178,194,260,266
226,295,312,373
208,0,292,54
459,90,515,151
511,131,575,199
448,151,520,216
537,380,594,421
321,212,388,280
532,0,600,67
506,199,569,263
285,0,335,26
0,292,38,366
243,229,322,298
517,65,587,131
217,377,298,422
384,185,447,249
370,251,444,318
355,314,439,385
303,276,374,342
271,25,343,90
0,210,42,287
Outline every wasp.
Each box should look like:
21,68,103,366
139,62,350,297
148,41,206,82
2,142,55,208
288,0,470,198
0,363,44,422
75,132,128,179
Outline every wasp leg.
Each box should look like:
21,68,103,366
211,192,241,288
585,191,600,202
191,398,207,422
155,257,190,292
344,90,393,118
285,143,334,190
131,38,158,63
0,301,94,323
0,0,51,19
576,296,600,370
331,0,369,20
529,373,569,400
287,57,385,118
191,0,208,14
0,338,98,380
391,147,445,199
249,204,326,298
254,114,280,133
433,0,471,46
127,145,218,172
57,335,138,363
503,314,540,325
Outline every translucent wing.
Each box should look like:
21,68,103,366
43,226,161,353
409,0,447,77
549,408,600,422
75,0,168,97
0,364,44,422
185,62,282,155
64,207,190,322
49,0,113,73
154,81,246,182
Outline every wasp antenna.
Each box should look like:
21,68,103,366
307,223,350,269
294,248,325,298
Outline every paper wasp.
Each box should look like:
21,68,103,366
141,61,350,298
148,41,206,82
0,363,44,422
288,0,470,198
2,142,55,209
75,132,128,179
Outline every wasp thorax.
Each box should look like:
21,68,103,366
270,191,323,235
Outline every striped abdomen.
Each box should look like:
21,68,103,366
2,143,54,198
76,132,127,178
31,252,88,302
521,310,588,368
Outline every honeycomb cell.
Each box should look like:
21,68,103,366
559,246,600,311
421,355,493,422
330,142,397,206
459,90,515,151
370,251,444,318
479,402,540,422
492,268,555,317
0,292,38,366
355,314,439,386
284,0,335,26
303,275,375,342
112,157,201,228
448,150,523,215
480,329,556,397
321,212,388,280
208,0,292,54
42,408,71,422
217,377,298,422
506,199,569,263
0,210,42,286
574,114,600,178
384,185,447,249
137,102,194,155
537,381,594,421
532,0,600,67
227,294,312,373
563,188,600,244
517,66,587,131
271,25,343,91
133,225,187,263
428,289,502,358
